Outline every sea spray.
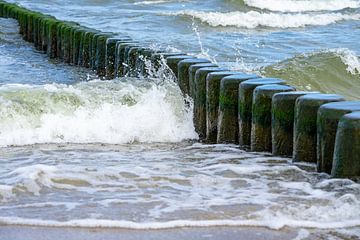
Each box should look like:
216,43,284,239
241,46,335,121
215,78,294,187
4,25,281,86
0,78,197,146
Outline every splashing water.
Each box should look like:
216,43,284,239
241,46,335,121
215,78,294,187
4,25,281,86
0,79,197,147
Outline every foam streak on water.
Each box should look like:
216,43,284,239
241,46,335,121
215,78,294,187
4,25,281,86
0,143,360,238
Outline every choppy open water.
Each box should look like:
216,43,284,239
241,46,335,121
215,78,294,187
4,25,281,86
1,0,360,239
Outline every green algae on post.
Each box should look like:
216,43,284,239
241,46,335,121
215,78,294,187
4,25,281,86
178,58,211,95
135,47,156,77
188,63,218,99
293,94,344,164
123,44,141,76
217,73,258,144
317,101,360,174
115,41,138,77
56,22,66,60
206,71,246,143
46,18,60,58
238,78,286,148
72,27,87,65
105,37,131,79
126,46,149,77
272,91,319,157
78,28,97,67
165,55,194,79
150,52,183,73
331,111,360,178
251,84,295,152
95,33,115,76
62,22,80,64
194,67,228,140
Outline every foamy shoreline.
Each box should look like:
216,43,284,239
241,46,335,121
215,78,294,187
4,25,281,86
0,225,301,240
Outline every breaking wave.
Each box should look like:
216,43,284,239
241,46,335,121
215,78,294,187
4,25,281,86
261,48,360,100
0,78,197,147
167,10,360,29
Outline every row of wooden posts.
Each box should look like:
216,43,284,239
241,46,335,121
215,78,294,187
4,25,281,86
1,1,360,178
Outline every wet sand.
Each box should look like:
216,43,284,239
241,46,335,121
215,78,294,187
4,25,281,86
0,225,299,240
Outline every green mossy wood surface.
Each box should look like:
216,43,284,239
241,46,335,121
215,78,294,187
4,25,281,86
62,23,79,64
78,29,97,67
46,18,60,58
331,112,360,178
250,84,295,152
238,78,286,147
165,55,193,79
40,16,53,52
217,74,258,144
317,101,360,174
115,41,138,77
105,38,130,79
206,71,248,143
293,94,344,164
91,33,103,69
271,91,319,157
72,27,87,65
177,58,211,96
135,48,154,77
56,22,66,60
188,63,218,99
127,46,147,77
151,52,183,72
95,34,114,76
123,44,140,76
194,67,228,139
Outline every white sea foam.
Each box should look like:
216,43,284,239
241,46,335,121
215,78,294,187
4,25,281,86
0,185,14,202
0,79,197,146
1,216,360,230
244,0,360,13
293,229,310,240
168,10,360,28
1,144,360,233
0,202,80,211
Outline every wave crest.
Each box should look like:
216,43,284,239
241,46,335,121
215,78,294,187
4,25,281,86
0,79,197,146
243,0,360,13
262,48,360,100
168,10,360,29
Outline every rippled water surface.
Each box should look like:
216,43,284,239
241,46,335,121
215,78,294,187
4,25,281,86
5,0,360,99
1,0,360,239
